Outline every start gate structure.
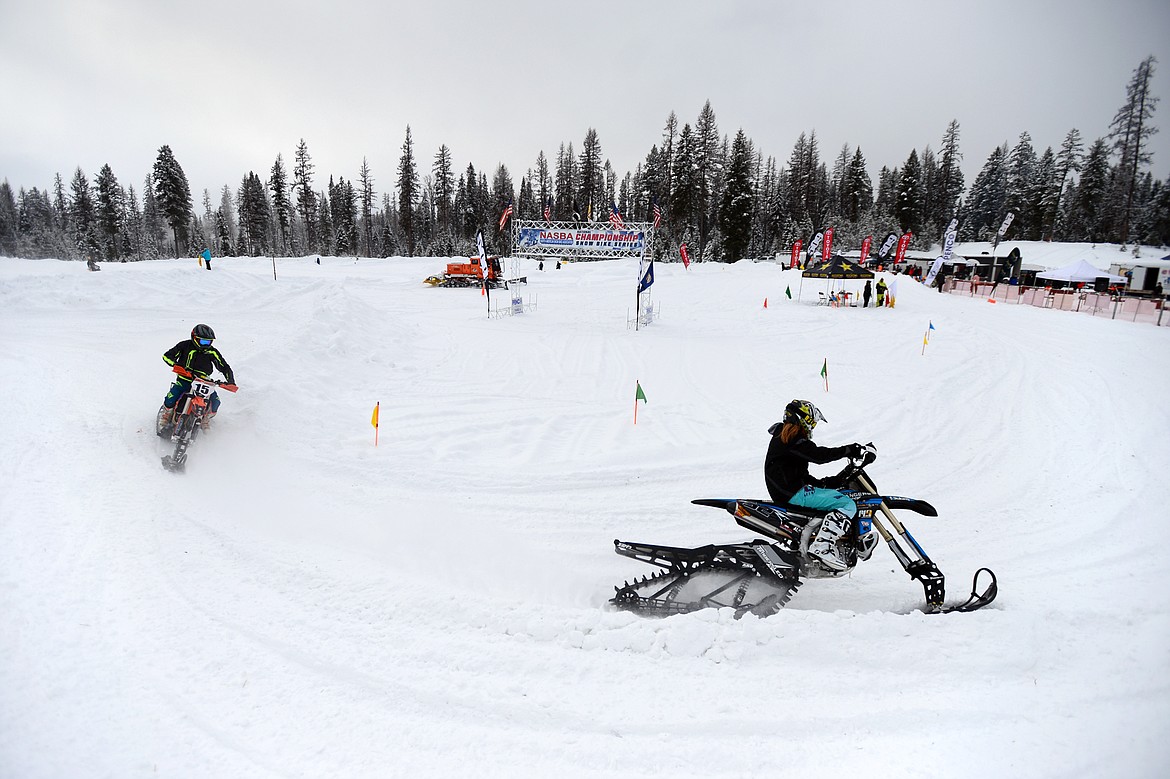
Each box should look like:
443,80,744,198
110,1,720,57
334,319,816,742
511,221,654,262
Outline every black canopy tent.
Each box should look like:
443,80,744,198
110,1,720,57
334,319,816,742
799,255,874,301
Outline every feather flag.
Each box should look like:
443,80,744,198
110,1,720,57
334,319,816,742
876,232,898,259
476,229,491,312
680,242,690,268
859,236,872,265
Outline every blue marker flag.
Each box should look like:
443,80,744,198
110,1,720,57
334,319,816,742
637,259,654,292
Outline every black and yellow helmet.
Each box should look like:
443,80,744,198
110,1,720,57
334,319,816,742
784,399,826,436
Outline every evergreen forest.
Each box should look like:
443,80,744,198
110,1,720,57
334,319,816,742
1,57,1166,263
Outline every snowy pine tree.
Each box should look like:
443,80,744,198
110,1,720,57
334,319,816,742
1065,138,1113,242
269,155,292,255
718,129,755,262
397,127,419,256
894,149,923,237
93,164,124,261
151,147,192,257
1108,56,1159,243
69,167,98,258
962,145,1009,240
292,140,318,254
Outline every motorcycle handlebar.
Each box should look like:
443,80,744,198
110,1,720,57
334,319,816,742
171,364,239,392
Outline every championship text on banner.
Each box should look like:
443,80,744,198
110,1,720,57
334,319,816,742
516,227,647,253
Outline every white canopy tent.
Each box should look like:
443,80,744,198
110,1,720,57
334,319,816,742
1036,259,1125,284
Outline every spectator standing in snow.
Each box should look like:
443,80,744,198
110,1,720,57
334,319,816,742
862,280,872,308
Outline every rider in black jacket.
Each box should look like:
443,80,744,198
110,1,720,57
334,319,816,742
764,400,872,571
159,324,235,428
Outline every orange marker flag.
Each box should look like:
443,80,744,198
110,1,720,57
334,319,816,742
371,402,380,446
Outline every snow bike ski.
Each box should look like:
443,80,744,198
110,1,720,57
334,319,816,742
610,453,997,618
156,365,238,472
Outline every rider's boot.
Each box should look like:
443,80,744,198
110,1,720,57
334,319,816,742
159,406,174,427
808,510,851,571
855,516,879,561
856,529,879,561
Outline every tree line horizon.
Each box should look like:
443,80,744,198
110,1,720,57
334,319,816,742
1,56,1165,264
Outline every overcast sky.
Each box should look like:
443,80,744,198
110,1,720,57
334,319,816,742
3,0,1169,206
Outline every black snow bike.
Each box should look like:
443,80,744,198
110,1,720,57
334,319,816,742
155,365,238,472
610,451,997,618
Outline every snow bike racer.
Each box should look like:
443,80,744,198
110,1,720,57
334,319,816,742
159,324,236,429
763,400,876,571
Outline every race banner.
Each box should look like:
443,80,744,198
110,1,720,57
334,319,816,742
925,256,945,286
790,239,802,268
823,227,834,261
876,231,898,259
941,229,957,262
859,236,872,265
806,231,824,263
894,232,913,264
516,226,647,254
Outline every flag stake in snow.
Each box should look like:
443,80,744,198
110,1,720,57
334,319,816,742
634,380,647,424
820,359,828,392
371,402,380,446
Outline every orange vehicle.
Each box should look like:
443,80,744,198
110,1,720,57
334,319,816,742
424,256,503,288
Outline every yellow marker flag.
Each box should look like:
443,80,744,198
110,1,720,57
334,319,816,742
371,402,380,427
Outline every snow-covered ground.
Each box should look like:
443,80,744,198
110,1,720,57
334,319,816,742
1,255,1168,778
